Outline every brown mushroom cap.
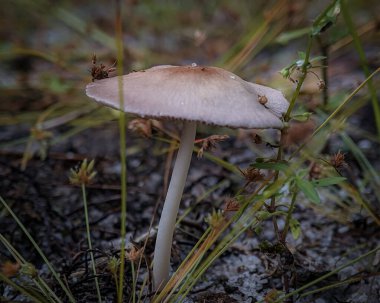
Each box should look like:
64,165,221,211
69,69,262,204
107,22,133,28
86,65,289,129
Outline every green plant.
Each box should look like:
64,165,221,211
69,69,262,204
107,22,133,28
0,196,75,303
69,159,102,303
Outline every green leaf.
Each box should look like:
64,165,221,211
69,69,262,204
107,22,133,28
309,55,327,63
256,210,287,220
256,211,272,221
295,177,321,204
290,218,301,240
254,226,262,235
279,67,291,79
276,28,310,45
312,176,346,187
291,112,312,122
251,161,289,171
262,183,281,199
311,0,341,36
298,51,306,60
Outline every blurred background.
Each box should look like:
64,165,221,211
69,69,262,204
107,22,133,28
1,0,379,143
1,0,379,157
1,0,378,87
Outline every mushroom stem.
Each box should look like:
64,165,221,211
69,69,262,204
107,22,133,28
153,120,197,290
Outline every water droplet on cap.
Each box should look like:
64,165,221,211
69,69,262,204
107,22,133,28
230,75,236,79
191,63,197,67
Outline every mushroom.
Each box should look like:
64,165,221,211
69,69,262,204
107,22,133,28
85,64,289,289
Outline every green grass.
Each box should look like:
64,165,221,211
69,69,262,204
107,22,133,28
341,0,380,136
115,2,128,302
0,196,76,303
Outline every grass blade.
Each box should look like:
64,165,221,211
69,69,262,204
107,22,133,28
0,196,76,303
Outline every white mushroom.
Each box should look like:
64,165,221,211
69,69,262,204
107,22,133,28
86,64,289,289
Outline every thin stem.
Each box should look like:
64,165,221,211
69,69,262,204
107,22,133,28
130,261,136,303
317,36,329,106
300,276,362,298
115,0,127,302
269,36,313,240
138,269,149,303
34,280,56,303
81,184,102,303
269,144,283,241
312,0,339,30
289,67,380,160
284,36,313,121
341,0,380,136
0,196,76,303
280,191,298,242
272,246,380,303
0,233,26,264
0,234,63,303
113,270,119,299
0,273,46,303
38,277,63,303
153,121,197,290
271,34,313,298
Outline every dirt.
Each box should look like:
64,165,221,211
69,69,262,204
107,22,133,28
1,114,379,302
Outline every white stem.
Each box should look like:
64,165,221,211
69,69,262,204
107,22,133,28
153,121,197,290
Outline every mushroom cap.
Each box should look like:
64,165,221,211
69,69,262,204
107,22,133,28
86,65,289,129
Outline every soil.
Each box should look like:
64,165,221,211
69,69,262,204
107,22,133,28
1,105,379,302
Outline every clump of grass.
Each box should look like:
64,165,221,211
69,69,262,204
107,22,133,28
0,235,63,303
69,159,102,303
0,196,76,303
